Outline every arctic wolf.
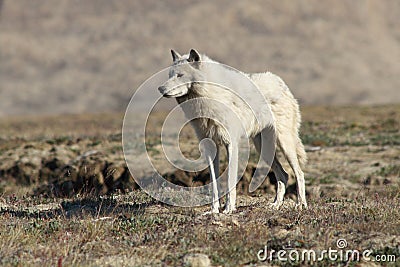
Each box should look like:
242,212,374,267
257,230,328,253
158,49,307,214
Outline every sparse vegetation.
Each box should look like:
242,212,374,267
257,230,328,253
1,192,399,266
0,105,399,266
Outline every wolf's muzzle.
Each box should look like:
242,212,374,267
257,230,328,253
158,85,174,97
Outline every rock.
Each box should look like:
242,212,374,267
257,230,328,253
183,253,211,267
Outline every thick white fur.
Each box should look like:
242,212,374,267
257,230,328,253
159,49,307,213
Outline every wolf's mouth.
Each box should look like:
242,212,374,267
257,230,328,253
162,90,186,98
163,92,185,98
158,84,188,98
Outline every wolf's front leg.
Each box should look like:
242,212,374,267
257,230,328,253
204,145,220,214
224,143,238,214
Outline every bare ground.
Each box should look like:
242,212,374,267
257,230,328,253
0,105,399,266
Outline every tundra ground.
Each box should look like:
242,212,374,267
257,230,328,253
0,105,399,266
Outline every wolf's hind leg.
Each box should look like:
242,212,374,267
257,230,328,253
278,135,307,209
253,133,287,209
270,157,288,209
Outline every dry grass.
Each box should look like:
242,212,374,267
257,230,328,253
1,192,399,266
0,105,399,266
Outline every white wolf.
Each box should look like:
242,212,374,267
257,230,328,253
158,49,307,214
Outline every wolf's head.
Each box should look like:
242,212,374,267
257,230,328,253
158,49,205,98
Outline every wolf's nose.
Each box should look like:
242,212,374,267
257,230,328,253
158,85,166,94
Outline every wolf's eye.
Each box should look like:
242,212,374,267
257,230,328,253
177,73,184,78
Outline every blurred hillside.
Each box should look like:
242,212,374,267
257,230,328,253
0,0,399,116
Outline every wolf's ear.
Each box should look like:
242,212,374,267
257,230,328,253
188,49,201,62
171,49,181,62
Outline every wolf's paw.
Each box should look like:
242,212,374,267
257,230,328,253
294,201,308,210
222,206,236,214
201,208,220,216
201,210,219,216
269,201,283,210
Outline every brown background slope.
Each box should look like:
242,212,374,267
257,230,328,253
0,0,399,116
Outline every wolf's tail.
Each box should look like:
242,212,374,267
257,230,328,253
296,135,307,168
294,100,307,168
